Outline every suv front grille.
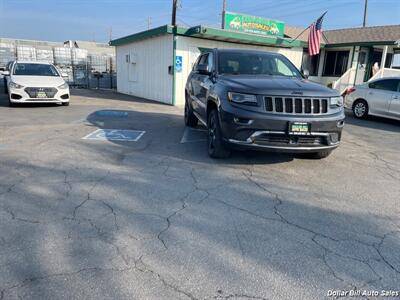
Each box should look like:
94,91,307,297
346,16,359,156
265,96,329,115
254,133,327,146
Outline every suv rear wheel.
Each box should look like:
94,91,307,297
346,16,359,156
184,97,198,127
207,109,231,158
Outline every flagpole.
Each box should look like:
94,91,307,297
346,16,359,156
289,11,327,44
288,25,311,44
321,31,330,44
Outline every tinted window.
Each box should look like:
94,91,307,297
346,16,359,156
218,52,302,77
369,79,399,92
302,50,319,76
323,51,349,76
13,63,59,76
207,53,214,71
198,54,209,66
192,55,201,71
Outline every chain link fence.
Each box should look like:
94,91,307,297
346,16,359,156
0,39,116,90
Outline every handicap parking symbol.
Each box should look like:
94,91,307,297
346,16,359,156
175,56,182,73
83,129,145,142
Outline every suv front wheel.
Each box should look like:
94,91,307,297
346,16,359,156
207,109,231,158
305,150,332,159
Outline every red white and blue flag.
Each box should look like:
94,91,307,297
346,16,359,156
308,12,326,56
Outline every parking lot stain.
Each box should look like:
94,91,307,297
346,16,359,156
82,129,145,142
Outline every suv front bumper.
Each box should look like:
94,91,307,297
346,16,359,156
219,107,345,153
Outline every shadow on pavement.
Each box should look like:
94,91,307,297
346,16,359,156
345,110,400,133
85,108,294,165
71,88,171,106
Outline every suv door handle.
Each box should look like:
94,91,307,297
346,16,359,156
393,95,399,100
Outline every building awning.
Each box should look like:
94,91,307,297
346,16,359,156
110,25,306,48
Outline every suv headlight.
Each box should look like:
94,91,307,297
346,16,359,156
228,92,258,105
58,83,69,89
9,81,24,89
330,96,344,107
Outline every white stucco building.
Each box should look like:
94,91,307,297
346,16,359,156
110,25,305,106
111,24,400,105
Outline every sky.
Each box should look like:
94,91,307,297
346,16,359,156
0,0,399,43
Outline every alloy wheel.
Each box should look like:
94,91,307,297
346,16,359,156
354,102,366,117
208,115,216,151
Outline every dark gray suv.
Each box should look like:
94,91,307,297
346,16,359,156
185,49,345,159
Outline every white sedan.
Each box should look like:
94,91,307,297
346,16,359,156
344,77,400,121
3,61,70,107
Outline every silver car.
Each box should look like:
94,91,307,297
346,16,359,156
345,77,400,121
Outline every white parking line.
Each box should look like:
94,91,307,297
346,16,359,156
180,127,207,144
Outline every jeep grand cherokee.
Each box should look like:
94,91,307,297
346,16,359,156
185,49,345,159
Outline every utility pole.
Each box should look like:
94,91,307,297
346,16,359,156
172,0,178,26
363,0,368,27
221,0,227,29
147,17,152,29
108,27,112,42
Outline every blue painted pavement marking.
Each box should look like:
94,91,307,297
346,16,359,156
83,129,145,142
95,110,129,117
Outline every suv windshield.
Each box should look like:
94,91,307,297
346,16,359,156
13,63,59,76
218,52,302,78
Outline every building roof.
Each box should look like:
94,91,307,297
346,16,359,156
110,25,306,48
284,26,310,43
111,24,400,49
284,24,400,46
324,25,400,46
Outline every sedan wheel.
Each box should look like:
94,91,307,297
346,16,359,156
353,100,368,119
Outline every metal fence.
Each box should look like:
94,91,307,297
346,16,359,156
0,41,116,90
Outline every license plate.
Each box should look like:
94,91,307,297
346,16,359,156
36,91,47,98
289,122,310,135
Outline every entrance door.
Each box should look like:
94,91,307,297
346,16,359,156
355,47,369,84
368,48,383,80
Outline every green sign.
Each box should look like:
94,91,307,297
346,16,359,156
224,12,285,37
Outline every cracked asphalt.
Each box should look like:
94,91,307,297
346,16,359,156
0,89,399,300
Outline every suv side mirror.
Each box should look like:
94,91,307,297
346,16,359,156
197,64,211,75
302,69,310,79
1,70,10,76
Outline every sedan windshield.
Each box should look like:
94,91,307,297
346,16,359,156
13,63,59,76
218,52,302,78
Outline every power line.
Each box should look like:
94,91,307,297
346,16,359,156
273,1,360,20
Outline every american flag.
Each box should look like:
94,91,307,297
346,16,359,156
308,12,326,56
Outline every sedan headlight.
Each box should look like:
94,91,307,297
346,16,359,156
330,96,344,107
58,82,69,89
228,92,258,105
9,81,24,89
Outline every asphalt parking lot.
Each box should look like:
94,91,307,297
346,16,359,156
0,89,399,300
